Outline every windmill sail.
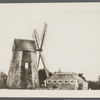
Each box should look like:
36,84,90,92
32,29,40,50
34,23,47,68
34,29,41,68
33,28,49,78
40,23,47,49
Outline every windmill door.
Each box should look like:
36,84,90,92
21,51,32,89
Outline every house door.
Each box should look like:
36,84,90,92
78,84,83,90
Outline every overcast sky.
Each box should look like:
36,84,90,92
0,3,100,81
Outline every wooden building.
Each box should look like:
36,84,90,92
7,39,39,89
44,72,88,90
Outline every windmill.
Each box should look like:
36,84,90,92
32,23,49,78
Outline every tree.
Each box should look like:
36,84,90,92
78,73,86,81
0,71,7,89
88,81,98,90
38,68,52,87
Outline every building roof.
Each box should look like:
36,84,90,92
12,39,36,52
46,72,86,83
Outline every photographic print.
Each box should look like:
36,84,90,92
0,3,100,97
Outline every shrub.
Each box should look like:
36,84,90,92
0,71,7,89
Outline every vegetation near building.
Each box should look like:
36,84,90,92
88,76,100,90
38,68,52,87
0,71,7,89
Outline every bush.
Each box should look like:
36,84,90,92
38,68,52,87
0,71,7,89
88,81,98,90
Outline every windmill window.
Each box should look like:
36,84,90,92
25,63,29,69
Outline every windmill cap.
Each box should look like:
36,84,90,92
13,38,36,52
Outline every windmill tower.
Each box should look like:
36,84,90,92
7,39,39,89
7,23,49,89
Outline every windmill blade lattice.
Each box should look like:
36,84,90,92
40,23,47,50
33,26,49,78
34,29,41,68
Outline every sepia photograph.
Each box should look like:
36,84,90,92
0,3,100,97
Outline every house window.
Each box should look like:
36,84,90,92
47,80,51,84
58,80,63,84
65,80,68,84
70,80,74,84
53,80,57,84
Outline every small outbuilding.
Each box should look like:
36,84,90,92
44,72,88,90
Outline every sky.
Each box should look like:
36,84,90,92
0,3,100,81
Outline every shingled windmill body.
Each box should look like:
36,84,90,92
7,23,49,89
